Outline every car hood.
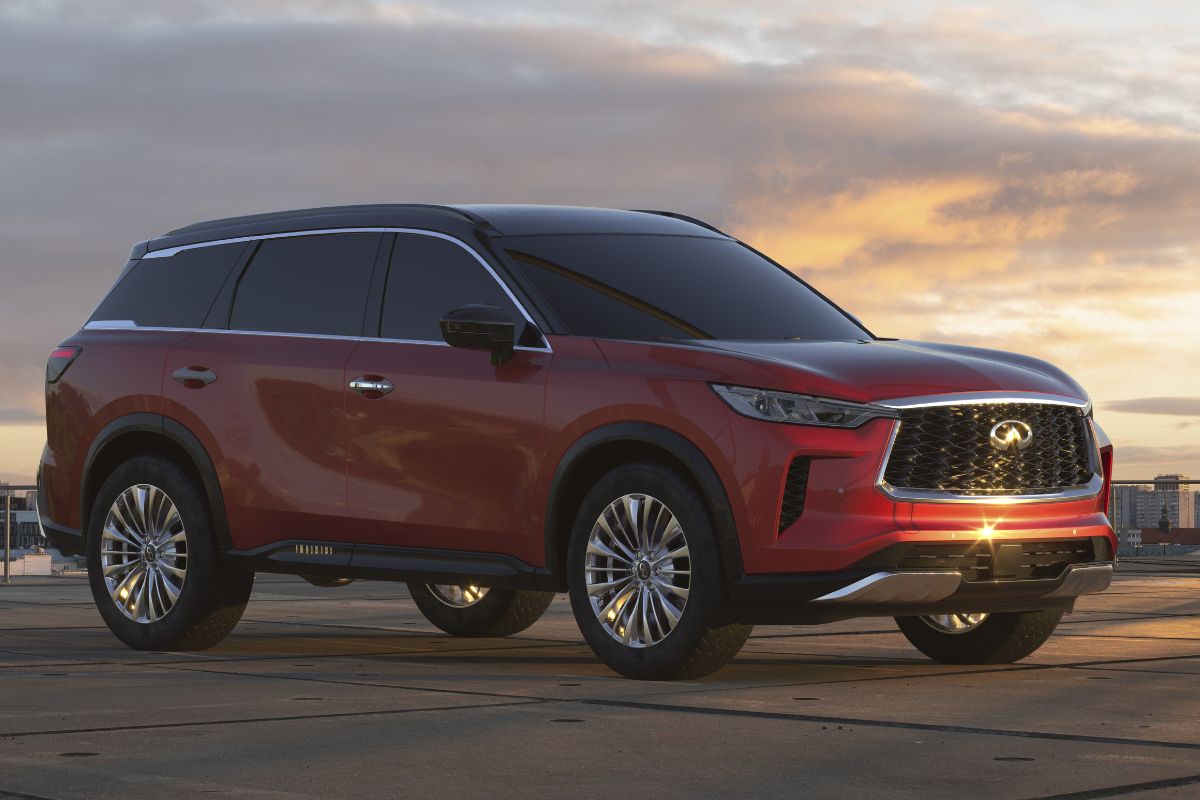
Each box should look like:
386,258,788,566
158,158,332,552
696,339,1089,406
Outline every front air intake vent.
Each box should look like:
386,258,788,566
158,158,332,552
778,457,811,533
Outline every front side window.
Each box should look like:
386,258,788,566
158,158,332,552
501,235,868,342
90,242,245,328
229,233,381,336
380,234,522,341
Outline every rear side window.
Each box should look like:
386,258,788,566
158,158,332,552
380,234,522,341
89,243,245,328
230,233,381,336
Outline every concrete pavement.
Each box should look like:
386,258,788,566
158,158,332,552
2,563,1200,799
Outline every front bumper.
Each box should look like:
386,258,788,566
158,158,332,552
726,533,1115,624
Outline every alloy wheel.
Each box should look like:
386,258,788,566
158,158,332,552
921,612,989,634
585,493,690,649
428,584,490,608
100,484,188,624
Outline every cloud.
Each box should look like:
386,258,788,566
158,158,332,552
0,1,1198,479
0,408,43,426
1105,398,1200,417
1113,444,1200,474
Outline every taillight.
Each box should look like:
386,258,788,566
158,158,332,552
46,346,81,384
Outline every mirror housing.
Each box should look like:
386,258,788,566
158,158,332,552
440,304,517,365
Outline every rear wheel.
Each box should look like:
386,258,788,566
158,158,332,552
895,609,1063,664
567,462,752,680
86,456,254,651
408,582,555,637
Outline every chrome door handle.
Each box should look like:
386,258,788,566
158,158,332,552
349,376,394,398
172,366,217,388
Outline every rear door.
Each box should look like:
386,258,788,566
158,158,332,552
161,232,384,552
344,233,552,564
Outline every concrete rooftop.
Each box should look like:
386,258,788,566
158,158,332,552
2,561,1200,799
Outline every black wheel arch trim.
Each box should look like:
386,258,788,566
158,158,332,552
81,413,234,552
542,421,745,592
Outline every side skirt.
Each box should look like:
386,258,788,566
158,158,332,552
222,540,554,591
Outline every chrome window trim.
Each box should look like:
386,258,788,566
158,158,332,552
125,227,552,353
81,322,550,353
874,392,1103,505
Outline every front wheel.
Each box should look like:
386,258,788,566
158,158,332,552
567,462,752,680
408,582,555,637
895,609,1063,664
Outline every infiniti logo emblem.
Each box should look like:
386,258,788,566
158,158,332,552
989,420,1034,452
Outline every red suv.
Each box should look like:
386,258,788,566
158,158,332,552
39,205,1116,679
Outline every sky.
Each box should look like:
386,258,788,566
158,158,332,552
1,0,1199,483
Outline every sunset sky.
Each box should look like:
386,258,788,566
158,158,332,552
1,0,1198,483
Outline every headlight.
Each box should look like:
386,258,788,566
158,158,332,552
711,384,897,428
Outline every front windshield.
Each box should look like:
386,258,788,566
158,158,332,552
501,235,868,342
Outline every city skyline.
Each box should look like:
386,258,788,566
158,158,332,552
2,1,1200,483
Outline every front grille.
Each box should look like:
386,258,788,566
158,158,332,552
897,539,1096,582
882,403,1094,496
778,457,810,533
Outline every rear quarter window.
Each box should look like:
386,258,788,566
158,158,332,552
89,242,247,328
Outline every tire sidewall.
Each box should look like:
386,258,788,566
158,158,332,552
86,456,221,650
567,463,726,679
409,583,517,635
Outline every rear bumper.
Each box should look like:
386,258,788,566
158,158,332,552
37,466,85,556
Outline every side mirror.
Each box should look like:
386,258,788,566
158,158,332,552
440,304,516,366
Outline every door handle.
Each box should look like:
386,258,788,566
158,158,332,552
172,366,217,389
349,376,394,398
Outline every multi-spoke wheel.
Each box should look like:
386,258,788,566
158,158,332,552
409,582,554,637
428,584,490,608
100,484,188,624
568,462,752,680
585,493,690,649
87,456,254,651
920,612,988,634
896,609,1063,664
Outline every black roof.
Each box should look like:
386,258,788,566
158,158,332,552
143,204,727,256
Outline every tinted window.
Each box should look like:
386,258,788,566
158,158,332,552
230,233,380,336
380,234,522,341
90,243,245,328
503,235,868,341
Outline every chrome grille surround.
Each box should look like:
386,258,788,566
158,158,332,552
875,392,1102,505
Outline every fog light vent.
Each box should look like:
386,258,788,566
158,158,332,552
778,457,811,533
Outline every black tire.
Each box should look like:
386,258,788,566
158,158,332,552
86,456,254,651
408,583,555,637
895,610,1063,664
567,462,752,680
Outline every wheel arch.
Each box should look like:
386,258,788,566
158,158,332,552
81,413,233,551
543,422,743,593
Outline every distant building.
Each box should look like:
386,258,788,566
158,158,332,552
0,490,43,551
1117,527,1142,549
1133,475,1194,530
1109,484,1147,533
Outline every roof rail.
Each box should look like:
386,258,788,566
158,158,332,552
629,209,731,237
164,204,490,237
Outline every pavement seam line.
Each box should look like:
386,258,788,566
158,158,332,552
577,699,1200,752
1018,771,1200,799
0,698,545,739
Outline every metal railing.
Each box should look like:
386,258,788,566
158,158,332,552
2,484,38,584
